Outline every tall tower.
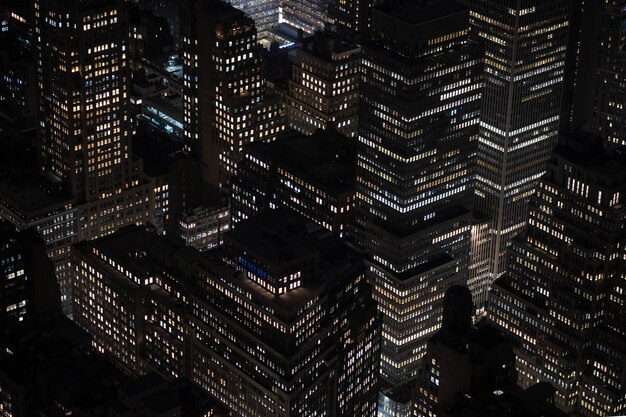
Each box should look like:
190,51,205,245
182,0,284,199
488,136,626,416
455,0,570,305
32,0,154,315
34,0,133,202
354,0,482,411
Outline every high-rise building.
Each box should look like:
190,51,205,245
488,135,626,416
182,0,284,198
35,0,131,201
558,0,601,137
413,285,515,417
328,0,376,41
141,0,183,47
30,0,155,315
0,312,229,417
285,30,360,137
354,0,482,412
232,129,355,235
454,0,570,305
71,210,380,417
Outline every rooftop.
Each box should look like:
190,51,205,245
245,130,355,194
376,0,466,26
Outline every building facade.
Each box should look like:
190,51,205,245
353,1,483,412
232,130,355,235
488,137,626,416
182,0,284,198
71,210,381,417
454,0,570,305
285,31,360,137
28,0,155,314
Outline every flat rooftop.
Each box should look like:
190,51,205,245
246,130,355,194
376,0,465,26
77,210,363,315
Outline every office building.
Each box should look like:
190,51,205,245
0,117,78,315
488,136,626,416
280,0,327,35
558,0,626,149
24,0,156,314
354,1,482,411
0,312,228,417
141,0,182,47
232,130,355,235
182,0,284,198
227,0,279,41
71,210,380,416
414,286,567,417
285,31,360,137
328,0,375,41
35,0,132,201
454,0,570,304
178,205,230,251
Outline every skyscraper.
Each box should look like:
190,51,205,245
71,211,380,416
588,1,626,148
353,0,483,412
182,0,284,198
454,0,570,305
227,0,278,41
414,285,515,417
488,135,626,416
29,0,154,314
35,0,132,201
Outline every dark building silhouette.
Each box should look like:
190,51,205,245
0,313,227,417
0,0,36,123
414,286,515,416
0,221,60,324
414,285,567,417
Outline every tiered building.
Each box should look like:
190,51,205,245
353,0,483,413
0,0,156,315
182,0,284,196
454,0,570,305
285,31,360,137
488,136,626,416
71,210,380,417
